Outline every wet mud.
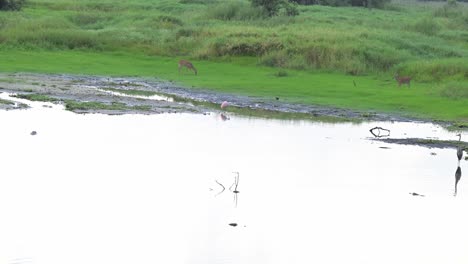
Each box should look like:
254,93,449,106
0,72,420,122
371,137,468,150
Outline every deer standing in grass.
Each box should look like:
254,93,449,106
394,74,411,88
178,60,197,75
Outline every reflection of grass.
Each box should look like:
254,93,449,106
13,93,58,102
102,87,158,97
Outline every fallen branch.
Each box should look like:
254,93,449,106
369,126,390,138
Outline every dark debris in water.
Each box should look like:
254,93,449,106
370,126,390,138
229,223,238,227
30,131,37,136
371,138,468,150
409,192,425,197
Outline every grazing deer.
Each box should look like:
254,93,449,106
178,60,197,75
394,74,411,87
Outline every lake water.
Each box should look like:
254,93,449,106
0,94,467,264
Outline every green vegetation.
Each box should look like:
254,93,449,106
0,98,14,105
0,0,467,123
0,0,25,11
64,100,151,112
13,93,57,102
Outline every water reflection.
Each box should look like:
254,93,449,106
455,166,462,197
456,133,464,165
220,113,230,121
212,172,240,208
214,180,225,196
1,102,468,264
229,172,240,208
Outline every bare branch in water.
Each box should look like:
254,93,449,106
230,172,240,193
215,180,225,196
369,127,390,138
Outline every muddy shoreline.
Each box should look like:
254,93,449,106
1,72,467,151
0,72,433,122
370,137,468,150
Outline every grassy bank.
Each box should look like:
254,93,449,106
1,50,467,122
0,0,467,123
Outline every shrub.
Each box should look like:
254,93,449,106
440,81,468,99
434,1,463,18
207,2,266,20
208,2,241,20
396,59,468,82
275,69,289,77
283,2,300,16
207,38,284,56
0,0,26,11
289,0,390,8
411,18,441,36
250,0,283,16
260,51,290,67
179,0,218,4
156,15,183,26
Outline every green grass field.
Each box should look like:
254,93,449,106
0,0,468,123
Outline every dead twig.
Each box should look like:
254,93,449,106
369,127,390,138
215,180,225,196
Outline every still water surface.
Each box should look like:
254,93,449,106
0,96,467,264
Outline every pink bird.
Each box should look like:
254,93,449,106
220,101,229,109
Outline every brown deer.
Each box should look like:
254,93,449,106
394,74,411,87
178,60,197,75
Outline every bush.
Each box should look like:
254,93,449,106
260,51,290,67
275,69,289,77
411,18,441,36
434,1,464,18
208,2,266,20
0,0,26,11
440,81,468,99
289,0,391,8
283,2,300,16
250,0,283,16
396,59,468,82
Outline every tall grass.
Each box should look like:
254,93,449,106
0,0,468,81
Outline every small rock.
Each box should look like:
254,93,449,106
430,152,437,156
30,131,37,136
